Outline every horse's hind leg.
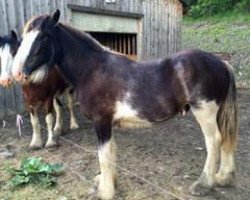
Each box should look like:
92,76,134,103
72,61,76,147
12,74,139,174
66,90,79,130
215,141,236,186
29,110,43,150
94,118,117,200
189,101,221,196
53,98,63,135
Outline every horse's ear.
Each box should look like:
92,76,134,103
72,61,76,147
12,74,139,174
10,30,18,41
50,9,60,26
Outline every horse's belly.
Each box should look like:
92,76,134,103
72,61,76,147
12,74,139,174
113,100,152,128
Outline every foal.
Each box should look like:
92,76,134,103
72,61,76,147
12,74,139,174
0,30,79,149
13,11,238,199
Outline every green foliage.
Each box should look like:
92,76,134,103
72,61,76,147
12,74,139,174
182,0,198,6
6,157,64,188
235,0,250,13
188,0,249,18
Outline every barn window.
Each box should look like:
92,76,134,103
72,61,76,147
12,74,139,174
68,5,143,61
89,32,137,60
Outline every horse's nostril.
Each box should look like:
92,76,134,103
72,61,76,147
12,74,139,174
14,71,22,79
7,79,11,85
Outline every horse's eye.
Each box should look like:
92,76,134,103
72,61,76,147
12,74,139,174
40,35,48,41
38,33,48,41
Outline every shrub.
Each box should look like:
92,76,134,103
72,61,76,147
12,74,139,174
188,0,243,18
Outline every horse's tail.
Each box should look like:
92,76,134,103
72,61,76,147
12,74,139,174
217,61,238,150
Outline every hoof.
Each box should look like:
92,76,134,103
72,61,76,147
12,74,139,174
93,173,101,187
45,139,58,149
98,186,115,200
189,180,212,196
215,171,235,187
70,123,79,130
94,172,117,200
53,127,63,135
93,172,118,188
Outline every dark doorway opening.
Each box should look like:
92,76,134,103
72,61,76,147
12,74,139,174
88,32,137,60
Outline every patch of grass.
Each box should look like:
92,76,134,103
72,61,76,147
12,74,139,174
182,12,250,53
5,157,64,188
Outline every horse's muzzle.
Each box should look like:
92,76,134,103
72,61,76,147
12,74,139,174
13,71,29,84
0,78,12,87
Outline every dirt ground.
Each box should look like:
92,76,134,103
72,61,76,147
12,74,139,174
0,89,249,200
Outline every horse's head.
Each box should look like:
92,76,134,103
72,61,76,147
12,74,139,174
0,30,19,87
12,10,60,83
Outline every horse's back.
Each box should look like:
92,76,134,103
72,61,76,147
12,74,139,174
170,49,231,105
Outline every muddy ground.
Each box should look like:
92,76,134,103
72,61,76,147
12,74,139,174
0,90,249,200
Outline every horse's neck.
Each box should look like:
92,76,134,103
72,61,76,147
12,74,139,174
56,25,103,86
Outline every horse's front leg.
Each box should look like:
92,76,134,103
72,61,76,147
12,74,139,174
45,98,58,148
29,109,43,150
66,90,79,130
94,117,117,200
189,101,221,196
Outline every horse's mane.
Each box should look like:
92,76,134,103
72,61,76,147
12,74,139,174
23,14,123,55
58,23,105,52
23,15,50,36
0,34,18,49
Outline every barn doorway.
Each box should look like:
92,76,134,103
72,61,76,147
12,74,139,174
68,5,143,61
88,32,137,60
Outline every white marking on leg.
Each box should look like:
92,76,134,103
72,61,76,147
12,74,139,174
53,98,63,134
12,30,39,76
45,113,57,148
66,91,79,130
29,112,42,148
192,101,221,187
0,44,14,84
98,138,117,200
216,147,235,186
218,149,235,173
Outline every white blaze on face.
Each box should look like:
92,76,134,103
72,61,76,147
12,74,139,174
0,44,14,81
12,30,39,77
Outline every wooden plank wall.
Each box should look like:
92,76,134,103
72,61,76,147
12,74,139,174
0,0,182,117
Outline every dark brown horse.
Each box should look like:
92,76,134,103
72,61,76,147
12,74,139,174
0,30,79,150
13,10,238,199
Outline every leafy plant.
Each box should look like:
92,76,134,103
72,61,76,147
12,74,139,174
235,0,250,13
6,157,64,188
188,0,248,18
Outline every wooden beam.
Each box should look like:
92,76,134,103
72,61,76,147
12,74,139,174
68,4,144,19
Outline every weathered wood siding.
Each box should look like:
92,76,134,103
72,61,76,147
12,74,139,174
0,0,182,117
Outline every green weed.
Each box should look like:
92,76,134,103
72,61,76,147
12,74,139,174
6,157,64,188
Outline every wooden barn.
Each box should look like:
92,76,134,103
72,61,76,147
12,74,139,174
0,0,183,117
